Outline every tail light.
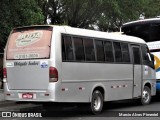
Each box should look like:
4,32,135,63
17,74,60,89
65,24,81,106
49,67,58,82
3,68,7,78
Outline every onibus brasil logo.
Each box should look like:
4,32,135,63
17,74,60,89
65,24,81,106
16,31,43,47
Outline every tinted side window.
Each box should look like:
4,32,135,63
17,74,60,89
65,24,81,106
141,46,150,63
113,42,122,62
83,38,95,61
121,43,130,63
73,37,85,61
141,45,154,68
95,40,105,62
104,41,114,62
62,36,66,60
133,47,141,64
63,36,74,61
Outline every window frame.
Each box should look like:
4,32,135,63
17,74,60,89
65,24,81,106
61,34,146,65
72,37,85,61
113,42,123,63
94,39,105,62
121,42,131,63
132,46,141,65
103,40,114,62
83,38,96,62
62,35,75,61
141,45,154,68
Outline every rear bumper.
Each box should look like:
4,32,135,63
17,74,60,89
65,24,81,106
3,83,56,102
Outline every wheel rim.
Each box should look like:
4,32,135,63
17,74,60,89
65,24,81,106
142,90,150,103
93,95,101,111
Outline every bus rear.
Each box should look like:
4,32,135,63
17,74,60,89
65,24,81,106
3,26,58,101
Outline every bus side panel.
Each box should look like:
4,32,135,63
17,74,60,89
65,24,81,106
54,81,133,103
58,63,133,102
142,65,156,96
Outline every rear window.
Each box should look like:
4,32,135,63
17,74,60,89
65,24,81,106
6,26,52,60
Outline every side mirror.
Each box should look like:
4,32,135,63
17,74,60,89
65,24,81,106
147,53,152,61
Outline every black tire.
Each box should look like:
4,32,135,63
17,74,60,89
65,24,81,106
141,86,151,105
90,90,103,114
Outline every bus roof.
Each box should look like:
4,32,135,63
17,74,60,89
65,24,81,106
147,41,160,50
122,18,160,26
13,25,146,44
62,26,146,44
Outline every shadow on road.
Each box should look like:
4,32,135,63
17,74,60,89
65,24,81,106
18,95,160,117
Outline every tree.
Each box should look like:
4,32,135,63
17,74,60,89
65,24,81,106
44,0,104,28
62,0,104,28
1,0,160,51
42,0,160,32
142,0,160,18
96,0,146,31
0,0,44,52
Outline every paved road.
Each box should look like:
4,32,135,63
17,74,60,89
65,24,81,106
0,94,160,120
0,89,4,101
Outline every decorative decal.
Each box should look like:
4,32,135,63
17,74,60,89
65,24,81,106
14,53,39,59
6,62,14,67
40,61,48,68
14,61,39,67
7,29,52,60
16,31,43,47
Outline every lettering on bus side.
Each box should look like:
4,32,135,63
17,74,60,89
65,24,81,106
14,61,39,67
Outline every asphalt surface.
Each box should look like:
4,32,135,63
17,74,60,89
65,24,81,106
0,89,4,101
0,90,160,120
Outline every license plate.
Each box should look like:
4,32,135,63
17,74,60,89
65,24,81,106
22,93,33,99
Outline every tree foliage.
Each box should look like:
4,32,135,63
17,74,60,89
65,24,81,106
0,0,44,52
42,0,160,31
1,0,160,52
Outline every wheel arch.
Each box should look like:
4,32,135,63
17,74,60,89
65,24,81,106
141,82,152,105
90,84,106,102
143,81,152,90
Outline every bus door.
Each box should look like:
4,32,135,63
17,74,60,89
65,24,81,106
131,45,142,97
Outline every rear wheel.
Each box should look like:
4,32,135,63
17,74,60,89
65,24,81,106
90,90,103,114
141,86,151,105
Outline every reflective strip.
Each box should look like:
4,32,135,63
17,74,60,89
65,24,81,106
111,85,128,88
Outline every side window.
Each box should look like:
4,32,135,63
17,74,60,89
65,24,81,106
73,37,85,61
141,45,154,68
121,43,130,63
62,36,74,61
113,42,122,62
62,36,66,60
133,47,141,64
83,38,95,61
95,40,105,62
141,46,150,63
104,41,114,62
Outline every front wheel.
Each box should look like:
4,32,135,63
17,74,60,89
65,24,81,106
90,90,103,114
141,86,151,105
